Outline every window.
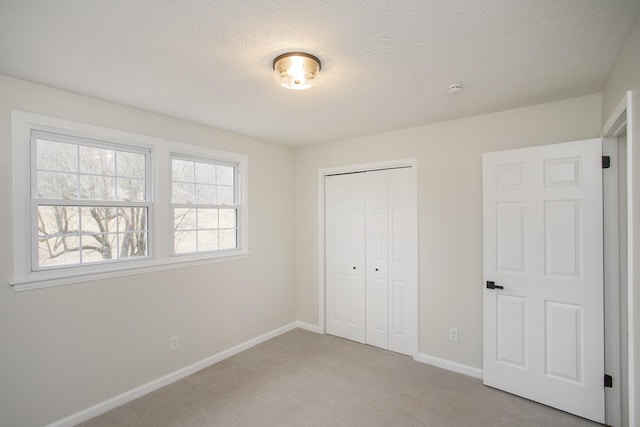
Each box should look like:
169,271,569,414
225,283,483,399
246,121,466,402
33,133,151,269
11,110,249,290
171,156,239,254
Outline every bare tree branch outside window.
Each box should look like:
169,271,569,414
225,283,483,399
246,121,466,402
35,137,149,267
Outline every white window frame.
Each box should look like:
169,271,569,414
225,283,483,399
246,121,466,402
11,110,249,291
170,154,241,256
30,130,154,271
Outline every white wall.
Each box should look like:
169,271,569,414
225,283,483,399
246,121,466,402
0,74,297,427
602,14,640,123
602,12,640,425
295,94,602,369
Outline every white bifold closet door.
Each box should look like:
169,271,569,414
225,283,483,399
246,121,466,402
326,167,417,356
325,172,366,344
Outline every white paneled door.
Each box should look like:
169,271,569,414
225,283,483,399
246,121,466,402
325,172,366,343
483,139,605,423
326,167,417,356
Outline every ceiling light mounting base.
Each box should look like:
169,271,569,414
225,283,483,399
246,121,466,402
448,83,463,94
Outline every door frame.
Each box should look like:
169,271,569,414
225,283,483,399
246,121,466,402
603,137,623,427
602,90,636,426
318,158,419,358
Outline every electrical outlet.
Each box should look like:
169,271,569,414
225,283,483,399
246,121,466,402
449,328,459,343
170,335,179,351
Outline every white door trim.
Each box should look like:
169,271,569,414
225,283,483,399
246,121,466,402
602,94,629,139
318,158,419,358
602,90,635,427
603,137,622,427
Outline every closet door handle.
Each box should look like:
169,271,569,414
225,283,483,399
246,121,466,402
375,268,379,271
353,267,356,270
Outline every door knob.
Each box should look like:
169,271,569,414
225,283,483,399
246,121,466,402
375,268,379,271
486,281,504,290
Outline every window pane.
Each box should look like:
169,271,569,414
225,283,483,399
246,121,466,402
38,235,80,267
219,229,237,250
37,206,80,236
216,165,234,186
37,171,77,199
116,151,145,178
36,139,77,173
172,182,194,204
81,207,116,233
80,233,117,262
118,232,148,258
117,209,148,259
174,231,197,254
198,230,218,251
197,209,218,229
195,184,215,204
79,175,116,200
116,207,147,233
216,186,234,205
219,209,236,228
116,178,145,201
172,159,194,182
174,208,196,230
79,145,115,175
195,162,215,184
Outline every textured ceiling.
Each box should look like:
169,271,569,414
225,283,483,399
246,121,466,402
0,0,639,146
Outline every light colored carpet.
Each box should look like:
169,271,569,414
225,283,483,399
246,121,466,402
79,329,601,426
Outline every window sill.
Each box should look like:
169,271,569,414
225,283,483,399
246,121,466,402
10,252,250,292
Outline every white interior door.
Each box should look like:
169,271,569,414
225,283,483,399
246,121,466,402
482,139,605,423
325,173,366,343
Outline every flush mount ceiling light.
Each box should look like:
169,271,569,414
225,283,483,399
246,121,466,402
273,52,321,90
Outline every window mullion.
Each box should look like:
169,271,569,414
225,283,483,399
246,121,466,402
195,206,199,252
114,152,119,201
79,203,84,265
30,198,39,272
170,204,238,209
35,198,151,208
76,144,80,199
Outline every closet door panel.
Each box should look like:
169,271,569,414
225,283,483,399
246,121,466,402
387,168,418,356
325,173,366,343
365,170,389,349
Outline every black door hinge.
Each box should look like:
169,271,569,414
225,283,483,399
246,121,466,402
602,156,611,169
604,374,613,388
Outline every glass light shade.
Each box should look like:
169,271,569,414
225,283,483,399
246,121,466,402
273,52,321,90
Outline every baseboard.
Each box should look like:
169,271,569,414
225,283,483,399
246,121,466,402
416,353,483,380
47,322,299,427
295,321,323,334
